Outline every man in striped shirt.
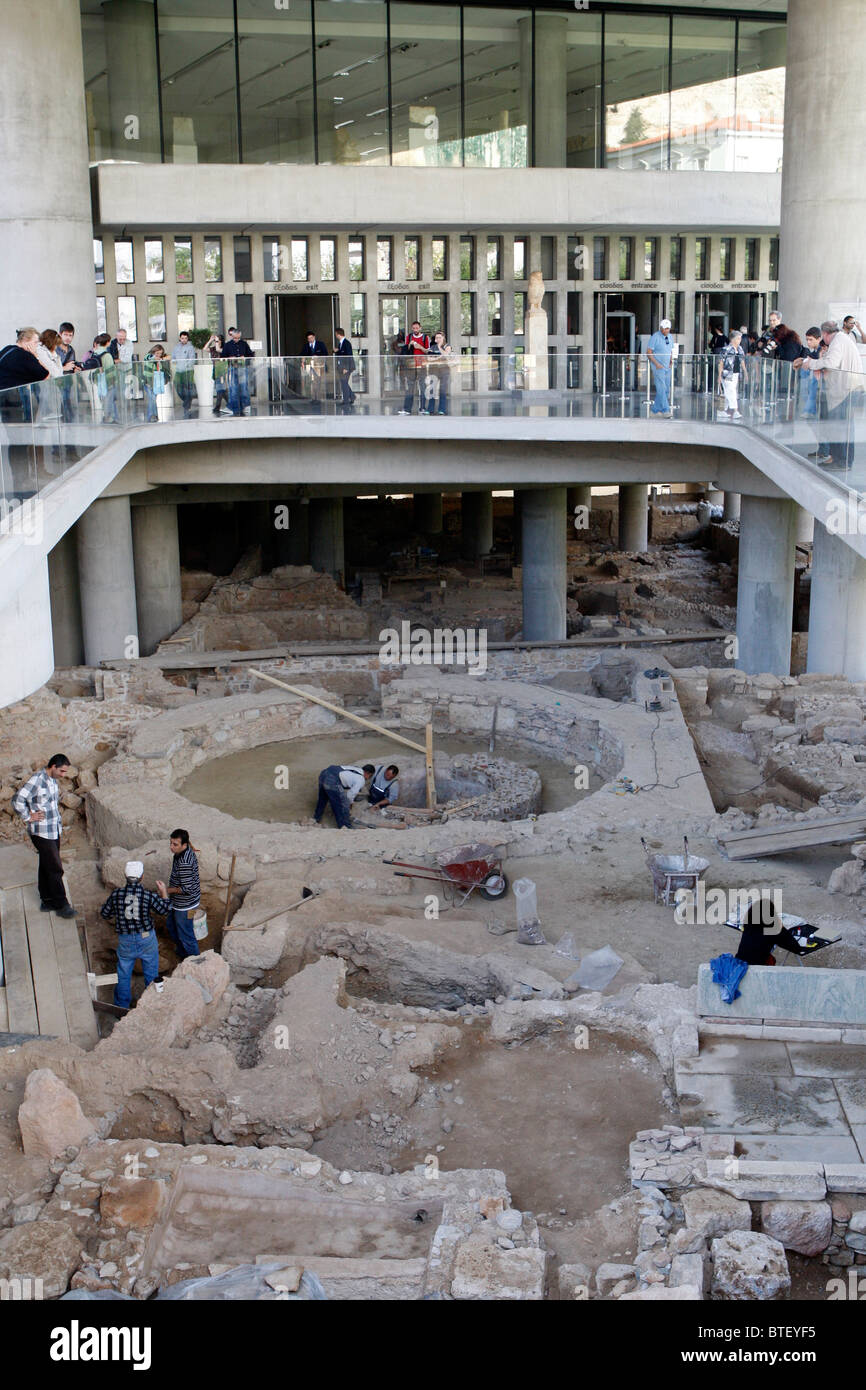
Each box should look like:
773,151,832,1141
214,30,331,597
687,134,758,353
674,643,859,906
11,754,77,917
164,828,201,959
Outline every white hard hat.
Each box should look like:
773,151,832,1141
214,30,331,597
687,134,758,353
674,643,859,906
125,860,144,879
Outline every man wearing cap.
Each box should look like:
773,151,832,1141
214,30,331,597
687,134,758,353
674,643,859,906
100,862,170,1010
646,318,675,417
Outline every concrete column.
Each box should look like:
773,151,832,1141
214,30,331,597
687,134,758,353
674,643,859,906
723,492,741,522
461,491,493,560
132,504,182,656
0,561,54,707
706,490,725,509
780,0,866,330
275,499,310,566
519,13,567,167
103,0,160,162
795,506,815,546
512,491,523,564
413,492,443,535
736,496,796,676
310,497,344,584
77,497,139,665
618,484,649,553
0,1,94,340
807,523,866,678
567,485,592,515
521,487,567,641
48,530,84,668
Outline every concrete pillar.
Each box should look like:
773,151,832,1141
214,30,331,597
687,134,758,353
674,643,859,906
736,496,796,676
521,487,567,641
512,491,523,564
706,490,725,509
723,492,741,522
310,497,344,584
795,506,815,546
413,492,443,535
0,1,94,340
567,485,592,514
48,530,84,668
77,497,139,665
103,0,160,162
780,0,866,331
275,499,310,566
618,484,649,553
520,13,567,168
132,504,182,656
461,491,493,560
807,523,866,678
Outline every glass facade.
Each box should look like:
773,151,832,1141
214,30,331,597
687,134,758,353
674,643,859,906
80,2,785,173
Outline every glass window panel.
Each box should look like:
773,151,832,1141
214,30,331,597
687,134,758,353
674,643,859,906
540,236,556,282
513,238,527,281
314,0,388,166
175,237,193,282
460,236,476,280
567,291,581,336
204,236,223,282
236,293,254,339
487,237,501,281
463,6,529,168
489,345,502,390
320,238,336,281
593,236,607,280
81,0,161,162
404,237,420,281
460,292,476,337
431,238,447,280
666,292,683,334
514,292,525,336
94,238,105,284
695,237,710,280
263,236,282,282
350,292,366,338
670,236,683,280
348,238,366,281
565,9,602,169
542,291,556,327
735,22,786,174
206,294,225,334
769,237,779,281
177,295,196,335
568,236,585,281
96,297,107,336
158,0,238,163
720,237,735,281
237,0,315,165
745,238,759,281
147,295,167,342
377,238,392,281
644,238,658,280
145,239,164,283
415,296,444,339
460,346,476,391
114,239,134,283
670,16,736,173
292,238,309,281
117,296,138,342
390,3,461,168
488,291,502,335
234,236,252,282
604,14,670,170
619,237,633,281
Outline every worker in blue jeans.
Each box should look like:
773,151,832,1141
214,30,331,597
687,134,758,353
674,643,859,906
100,861,168,1010
164,828,201,959
314,764,374,828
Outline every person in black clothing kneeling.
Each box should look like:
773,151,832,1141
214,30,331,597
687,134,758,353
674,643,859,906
736,897,784,966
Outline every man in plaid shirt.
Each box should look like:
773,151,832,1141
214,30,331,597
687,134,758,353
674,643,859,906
100,861,170,1009
12,754,77,916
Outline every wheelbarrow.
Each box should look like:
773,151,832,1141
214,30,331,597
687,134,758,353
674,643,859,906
383,842,508,908
641,836,709,907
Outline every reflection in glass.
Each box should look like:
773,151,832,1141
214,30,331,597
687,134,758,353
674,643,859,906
463,7,529,168
320,239,336,281
432,239,447,280
404,237,420,281
234,236,252,282
605,14,669,170
416,296,444,338
565,9,602,169
461,292,476,336
644,238,658,279
745,238,759,281
117,296,138,342
670,17,735,172
593,237,607,280
315,0,388,165
204,237,223,282
236,294,254,338
487,238,501,281
377,238,393,281
619,238,633,280
488,291,502,335
263,236,282,282
349,238,366,281
769,237,779,280
292,238,309,281
695,237,710,280
147,295,167,342
720,237,735,281
158,0,238,163
390,3,461,167
237,0,315,164
568,236,584,281
514,238,526,281
735,22,786,174
350,292,366,338
207,294,225,334
114,239,134,284
96,297,107,336
540,236,555,282
177,296,196,335
460,237,475,281
175,238,193,282
81,0,161,161
514,292,525,335
94,239,105,285
145,239,164,283
670,236,683,280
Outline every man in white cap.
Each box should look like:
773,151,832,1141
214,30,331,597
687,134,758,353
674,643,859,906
646,317,675,417
100,861,170,1010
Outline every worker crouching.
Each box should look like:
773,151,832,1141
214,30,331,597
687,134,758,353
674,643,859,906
100,861,169,1010
314,763,374,828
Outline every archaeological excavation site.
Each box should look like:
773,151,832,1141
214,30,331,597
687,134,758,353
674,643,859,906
3,483,866,1318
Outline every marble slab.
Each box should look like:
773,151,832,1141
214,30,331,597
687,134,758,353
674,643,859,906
697,964,866,1025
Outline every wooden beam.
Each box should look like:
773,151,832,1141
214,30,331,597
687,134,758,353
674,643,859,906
425,723,436,811
717,812,866,861
223,853,237,932
21,887,70,1042
0,888,38,1035
248,668,427,753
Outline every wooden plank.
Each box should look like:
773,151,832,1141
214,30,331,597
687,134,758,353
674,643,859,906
50,915,99,1051
0,986,8,1031
248,668,427,753
20,886,69,1041
718,813,866,861
425,723,436,811
0,888,38,1034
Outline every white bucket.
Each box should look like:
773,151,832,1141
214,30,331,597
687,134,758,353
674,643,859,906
192,909,209,941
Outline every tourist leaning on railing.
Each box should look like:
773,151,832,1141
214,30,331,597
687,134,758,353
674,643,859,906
142,345,170,423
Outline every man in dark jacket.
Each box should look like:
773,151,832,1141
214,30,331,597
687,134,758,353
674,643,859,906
303,330,329,412
334,327,355,407
0,328,49,419
221,326,253,416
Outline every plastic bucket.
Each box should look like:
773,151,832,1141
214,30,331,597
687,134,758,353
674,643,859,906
192,909,209,941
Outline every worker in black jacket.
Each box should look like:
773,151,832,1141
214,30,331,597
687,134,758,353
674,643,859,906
221,326,253,415
334,327,356,407
303,331,328,412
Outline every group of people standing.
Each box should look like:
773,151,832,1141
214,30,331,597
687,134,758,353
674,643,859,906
395,322,453,416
